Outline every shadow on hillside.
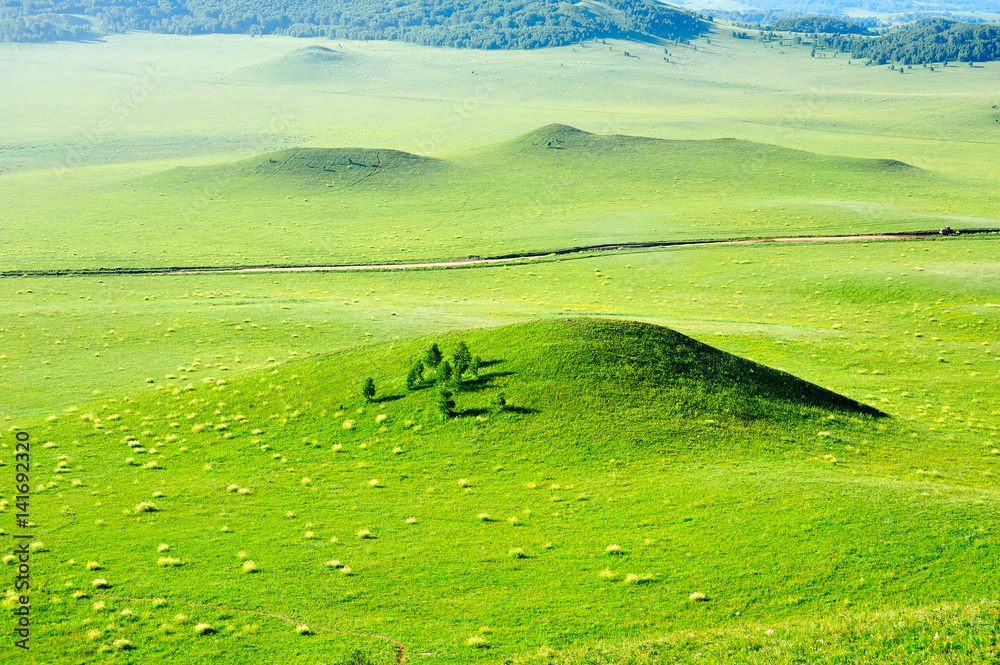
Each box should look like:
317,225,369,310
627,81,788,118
454,405,537,418
406,366,511,394
498,406,536,415
372,394,405,404
456,407,489,417
566,318,888,419
459,370,513,392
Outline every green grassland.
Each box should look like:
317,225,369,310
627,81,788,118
0,123,997,273
3,235,1000,663
2,28,1000,273
2,22,1000,665
2,315,999,664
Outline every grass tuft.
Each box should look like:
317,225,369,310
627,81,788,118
465,635,489,648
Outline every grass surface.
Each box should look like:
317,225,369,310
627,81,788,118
2,25,1000,665
1,123,996,273
3,317,999,664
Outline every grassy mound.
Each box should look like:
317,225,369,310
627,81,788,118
7,317,996,664
556,318,885,419
490,124,922,176
239,45,350,83
155,146,441,188
10,124,961,273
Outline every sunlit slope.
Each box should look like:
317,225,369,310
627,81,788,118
8,318,998,664
239,45,351,83
5,125,993,273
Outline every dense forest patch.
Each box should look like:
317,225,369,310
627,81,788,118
0,0,705,46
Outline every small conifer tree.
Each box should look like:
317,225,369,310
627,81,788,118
405,361,424,391
437,388,456,419
424,343,442,368
362,377,376,403
469,355,481,378
492,392,507,413
452,341,472,378
439,360,453,386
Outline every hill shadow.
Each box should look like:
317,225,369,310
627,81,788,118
563,318,887,419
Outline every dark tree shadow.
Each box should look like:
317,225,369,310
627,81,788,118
372,394,405,404
499,406,537,415
456,407,490,417
457,371,514,393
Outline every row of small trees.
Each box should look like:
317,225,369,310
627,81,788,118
406,342,480,392
361,342,506,419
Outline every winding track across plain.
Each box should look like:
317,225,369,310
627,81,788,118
168,229,996,275
3,229,996,278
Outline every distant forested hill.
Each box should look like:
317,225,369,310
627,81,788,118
768,15,871,33
0,0,705,46
826,17,1000,64
719,0,997,13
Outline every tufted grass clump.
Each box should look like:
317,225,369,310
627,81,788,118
112,638,135,650
135,501,158,513
85,561,101,570
157,543,170,552
465,635,489,648
508,547,528,559
606,544,624,555
689,591,708,601
157,557,183,567
295,624,312,635
356,529,373,539
194,623,214,635
241,560,258,573
623,573,655,585
91,578,110,588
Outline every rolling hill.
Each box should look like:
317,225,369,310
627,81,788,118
9,122,980,275
11,317,998,664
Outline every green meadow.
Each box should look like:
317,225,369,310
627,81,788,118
1,21,999,665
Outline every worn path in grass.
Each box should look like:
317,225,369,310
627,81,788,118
5,229,996,278
82,591,409,664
